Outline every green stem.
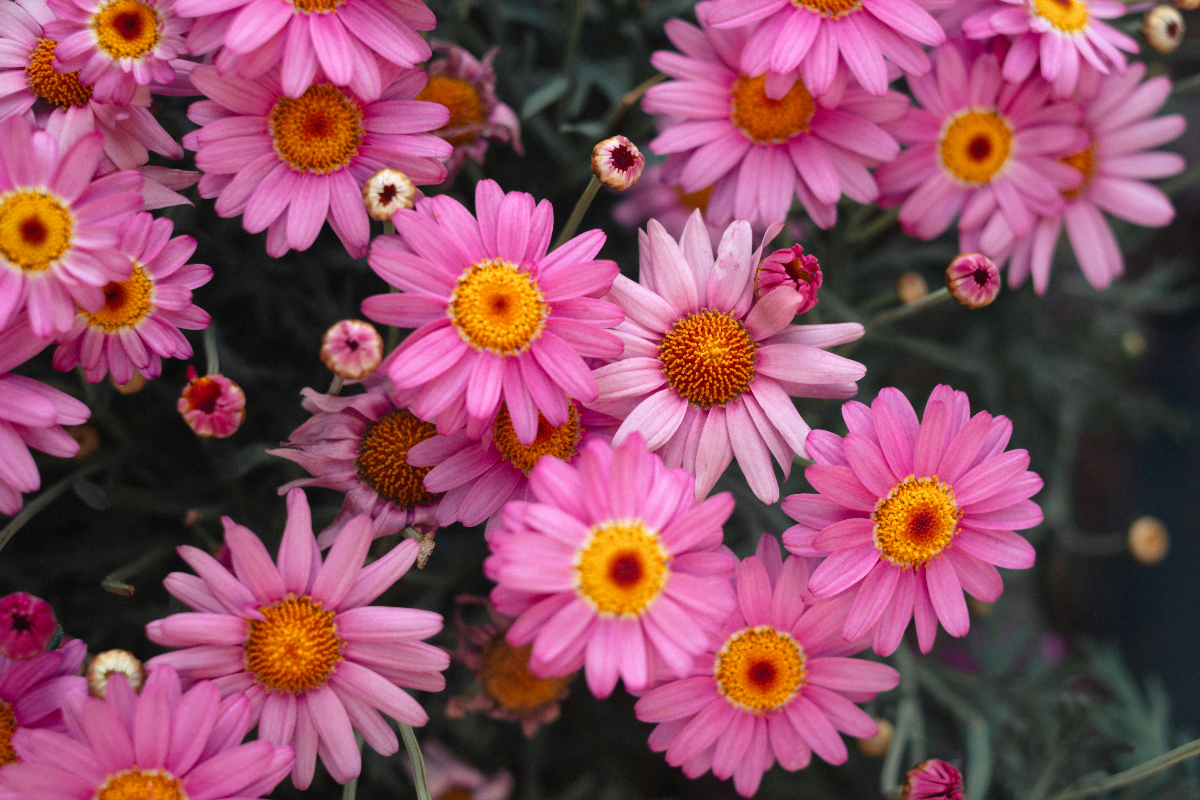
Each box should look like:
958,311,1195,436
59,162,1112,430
866,287,951,332
847,207,899,243
342,734,364,800
881,645,922,797
1048,737,1200,800
1170,72,1200,98
204,325,219,375
382,220,401,353
553,175,601,250
400,724,433,800
0,458,112,553
328,376,344,396
556,0,588,124
916,665,992,800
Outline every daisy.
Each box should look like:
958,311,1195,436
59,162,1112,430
0,665,295,800
362,180,624,445
267,376,443,546
483,435,740,699
961,0,1138,98
643,8,908,229
612,164,724,245
417,740,515,800
875,43,1089,258
0,593,57,659
0,638,87,769
635,536,899,797
783,385,1043,656
183,64,451,259
177,365,245,438
589,215,866,503
52,211,212,384
145,489,449,789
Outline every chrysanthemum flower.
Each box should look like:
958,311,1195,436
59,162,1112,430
267,376,442,545
643,9,907,229
362,180,624,444
0,638,86,769
962,0,1137,98
417,42,523,183
0,593,57,659
756,244,821,312
418,740,515,800
590,216,865,503
321,319,383,380
903,758,965,800
783,385,1043,655
177,365,245,438
146,489,448,789
876,44,1088,257
702,0,944,96
1006,63,1185,294
53,212,212,384
0,665,294,800
484,435,740,698
184,65,451,258
635,535,899,797
612,164,723,245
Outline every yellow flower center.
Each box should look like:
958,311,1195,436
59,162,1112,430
790,0,861,16
1060,142,1095,200
491,403,582,474
939,110,1013,185
356,409,441,508
269,83,364,174
91,0,160,60
416,75,487,146
731,74,815,145
244,594,344,694
81,264,154,332
292,0,345,12
714,626,807,713
435,788,474,800
448,259,549,355
25,39,94,108
574,520,670,618
0,190,74,273
479,636,573,712
1031,0,1090,33
672,185,712,214
872,476,962,568
0,700,17,766
95,769,185,800
659,309,757,408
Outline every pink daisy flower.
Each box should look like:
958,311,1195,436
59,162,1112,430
904,758,965,799
417,740,515,800
183,64,451,259
52,211,212,384
642,7,908,230
145,489,449,789
1006,63,1186,294
875,43,1089,258
961,0,1138,98
0,638,87,768
701,0,945,97
483,434,740,699
267,376,443,546
0,665,295,800
590,216,866,504
612,164,725,245
0,593,57,659
635,536,899,797
177,365,245,438
361,180,624,444
783,385,1043,656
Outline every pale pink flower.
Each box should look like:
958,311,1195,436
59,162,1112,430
416,740,515,800
592,135,645,191
0,638,87,769
0,594,57,659
321,319,383,380
612,164,724,245
483,435,740,699
903,758,965,800
783,385,1042,656
590,216,865,504
944,253,1000,308
177,365,245,438
146,489,448,789
756,244,821,312
636,536,899,797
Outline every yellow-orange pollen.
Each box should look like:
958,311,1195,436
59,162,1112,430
0,190,73,273
95,769,185,800
479,635,573,712
791,0,861,16
25,39,93,107
292,0,346,12
1059,143,1095,200
939,110,1013,185
416,75,487,146
356,409,440,508
714,625,807,713
492,402,581,475
82,264,154,332
91,0,160,60
0,700,17,766
244,594,343,694
270,83,364,174
435,788,475,800
1031,0,1090,33
448,259,549,355
673,185,713,214
731,73,815,145
872,476,962,568
659,309,757,408
574,519,670,617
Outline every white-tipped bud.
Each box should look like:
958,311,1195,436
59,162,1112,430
321,319,384,380
88,649,146,698
591,136,646,191
1145,5,1185,53
363,169,417,221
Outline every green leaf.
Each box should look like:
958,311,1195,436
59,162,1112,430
522,75,570,119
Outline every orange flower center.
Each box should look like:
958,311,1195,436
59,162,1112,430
0,701,17,766
270,83,364,174
95,769,185,800
183,377,222,414
1031,0,1089,33
872,476,962,567
731,74,815,145
574,520,670,617
714,626,807,713
491,403,582,474
659,309,757,407
244,594,343,694
82,264,154,332
356,409,441,508
25,39,93,107
1060,143,1095,200
91,0,160,60
673,185,712,214
791,0,861,16
416,75,487,146
0,190,74,273
479,636,573,712
939,110,1013,185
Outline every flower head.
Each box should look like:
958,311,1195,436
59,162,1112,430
945,253,999,308
756,244,821,312
146,489,448,788
784,385,1043,655
418,740,515,800
592,136,645,191
0,594,57,660
362,169,417,221
86,649,145,698
178,366,245,438
0,639,87,770
321,319,383,380
903,758,965,800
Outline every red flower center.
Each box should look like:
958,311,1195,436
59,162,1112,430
186,378,222,414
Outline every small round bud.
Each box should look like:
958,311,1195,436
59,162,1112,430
0,593,57,659
1144,5,1185,53
897,272,928,304
1121,330,1147,358
1128,516,1169,565
857,717,893,758
592,136,645,190
903,759,965,800
756,245,822,312
946,253,1001,309
112,372,148,395
67,424,100,462
1173,0,1199,10
321,319,384,380
967,597,992,616
87,649,146,698
177,366,246,439
363,169,417,221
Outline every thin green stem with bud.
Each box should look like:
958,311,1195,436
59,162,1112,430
204,325,219,375
401,724,433,800
553,175,601,250
1047,737,1200,800
866,287,950,332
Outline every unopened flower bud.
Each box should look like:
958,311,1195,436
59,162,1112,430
756,245,822,312
946,253,1000,309
363,169,417,221
592,136,645,190
321,319,384,380
1128,516,1169,565
1145,5,1185,53
1173,0,1199,10
88,649,146,698
0,593,57,659
178,366,245,438
897,272,928,304
903,759,965,800
67,424,100,462
112,372,147,395
857,717,893,758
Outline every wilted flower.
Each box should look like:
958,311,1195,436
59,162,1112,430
0,594,56,659
86,649,145,698
1144,5,1185,53
591,136,645,191
321,320,384,380
362,169,418,221
756,244,821,313
1128,515,1169,564
418,740,515,800
945,254,1001,309
177,366,246,438
903,758,965,800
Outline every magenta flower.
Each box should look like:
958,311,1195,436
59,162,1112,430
756,244,821,313
945,253,1000,308
636,536,899,797
612,165,724,245
184,64,451,259
321,319,383,380
484,435,739,698
590,217,865,504
904,758,965,800
146,489,448,788
177,365,245,438
0,665,294,800
784,385,1043,655
0,594,57,660
362,180,624,445
643,8,907,229
0,639,87,769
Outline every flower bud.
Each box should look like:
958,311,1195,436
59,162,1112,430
178,366,246,438
756,245,822,312
321,319,384,380
67,424,100,462
1145,5,1185,53
903,759,964,800
1128,516,1169,565
363,169,417,221
592,136,645,190
897,272,928,304
112,372,148,395
87,650,146,698
857,717,893,758
946,253,1000,309
0,593,57,659
1173,0,1199,10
